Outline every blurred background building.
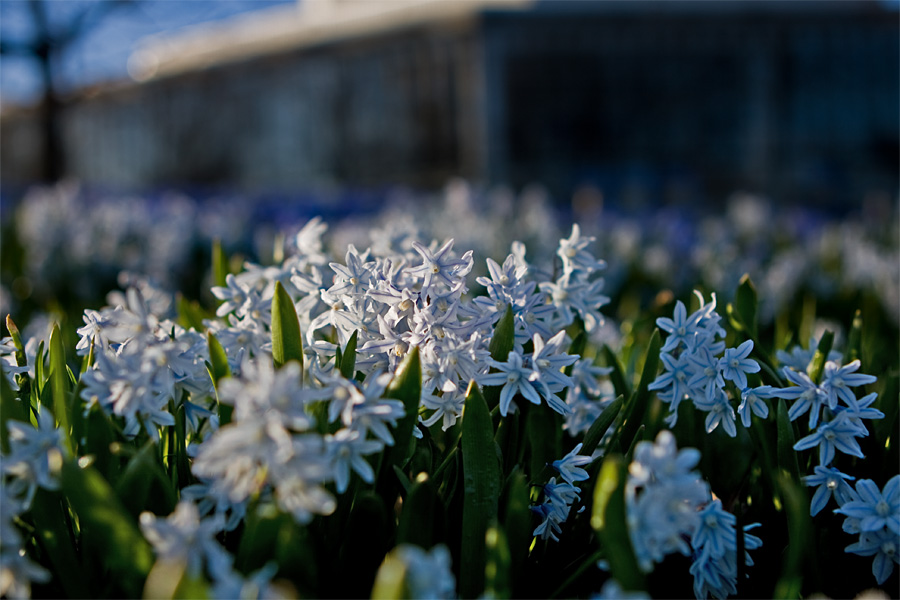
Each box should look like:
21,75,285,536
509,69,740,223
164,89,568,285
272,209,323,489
1,0,897,209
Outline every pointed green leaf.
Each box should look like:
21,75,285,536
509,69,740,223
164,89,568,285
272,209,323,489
875,373,898,449
79,404,120,482
115,441,178,519
494,410,520,476
582,395,623,457
393,464,412,495
776,399,801,482
206,331,233,425
499,470,530,597
484,523,512,599
484,306,516,411
377,347,422,502
565,331,587,377
773,472,812,599
397,474,445,550
489,305,515,363
340,330,359,379
846,309,863,363
615,329,660,454
142,558,186,600
591,454,646,592
806,330,833,385
384,345,421,458
31,488,91,598
526,404,562,480
176,294,206,332
6,315,25,362
61,460,154,596
207,331,231,386
339,492,389,598
735,274,758,337
602,345,631,399
80,336,95,375
371,548,409,600
271,281,304,372
460,381,502,599
1,374,28,453
49,323,73,456
212,238,229,289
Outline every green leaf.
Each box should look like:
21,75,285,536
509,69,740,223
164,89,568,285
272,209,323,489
615,329,660,454
776,398,801,483
396,474,445,550
484,523,512,599
0,374,28,453
31,488,91,598
736,274,758,337
237,504,319,591
526,404,562,481
485,306,516,410
143,559,187,600
498,470,530,597
377,347,422,503
206,331,231,386
114,441,177,519
211,238,229,289
582,395,623,457
489,305,515,363
773,472,813,599
206,332,233,425
565,332,587,377
805,330,833,385
494,409,520,476
79,404,120,482
271,281,304,372
602,345,631,399
339,330,359,379
392,464,412,495
371,548,409,600
49,323,74,456
176,294,206,332
5,315,25,362
79,336,95,375
61,460,154,597
339,492,389,599
726,274,759,338
874,373,898,450
846,309,863,363
460,381,502,599
591,455,646,592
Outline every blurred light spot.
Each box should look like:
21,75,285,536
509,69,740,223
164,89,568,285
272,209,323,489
12,277,31,300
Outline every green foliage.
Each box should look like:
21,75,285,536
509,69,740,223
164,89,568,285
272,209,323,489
271,280,304,372
460,382,502,598
5,223,897,600
61,460,155,598
591,455,646,593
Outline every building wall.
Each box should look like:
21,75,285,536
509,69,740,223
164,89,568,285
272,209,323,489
483,7,898,206
2,3,897,208
51,20,483,193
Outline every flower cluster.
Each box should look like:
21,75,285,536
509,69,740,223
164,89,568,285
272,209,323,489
78,287,216,440
769,339,882,509
626,431,761,600
769,339,895,584
649,293,765,436
0,409,59,599
531,443,592,542
834,476,900,585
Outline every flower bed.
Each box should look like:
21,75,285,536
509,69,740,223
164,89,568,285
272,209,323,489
1,190,898,599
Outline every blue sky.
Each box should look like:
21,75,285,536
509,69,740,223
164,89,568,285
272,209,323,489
0,0,295,106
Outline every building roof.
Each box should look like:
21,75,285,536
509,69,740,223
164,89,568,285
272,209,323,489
127,0,535,82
